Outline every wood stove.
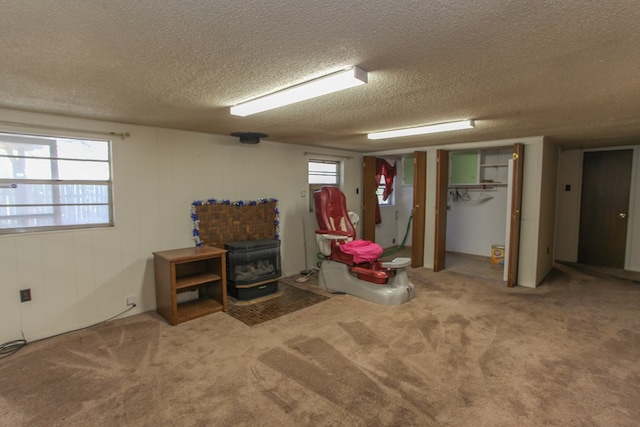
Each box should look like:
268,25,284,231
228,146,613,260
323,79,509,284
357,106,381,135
225,238,281,300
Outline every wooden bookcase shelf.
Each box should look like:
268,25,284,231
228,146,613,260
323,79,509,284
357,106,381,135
153,246,227,325
175,272,222,290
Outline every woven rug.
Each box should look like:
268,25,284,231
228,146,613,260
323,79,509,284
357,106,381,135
225,282,329,326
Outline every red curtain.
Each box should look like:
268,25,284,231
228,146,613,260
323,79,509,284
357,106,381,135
375,158,396,224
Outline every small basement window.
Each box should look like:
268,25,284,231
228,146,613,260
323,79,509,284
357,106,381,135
308,159,341,212
376,174,394,206
0,132,113,234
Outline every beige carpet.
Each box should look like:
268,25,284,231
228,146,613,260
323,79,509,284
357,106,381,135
1,265,639,426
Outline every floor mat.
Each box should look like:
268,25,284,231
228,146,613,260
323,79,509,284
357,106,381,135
225,282,329,326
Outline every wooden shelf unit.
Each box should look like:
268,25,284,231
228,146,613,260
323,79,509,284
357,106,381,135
153,246,227,325
450,147,512,186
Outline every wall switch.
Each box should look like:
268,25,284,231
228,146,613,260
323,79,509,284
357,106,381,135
20,288,31,302
300,190,306,197
126,296,138,306
565,184,571,191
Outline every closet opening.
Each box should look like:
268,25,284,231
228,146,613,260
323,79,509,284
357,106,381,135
439,146,518,282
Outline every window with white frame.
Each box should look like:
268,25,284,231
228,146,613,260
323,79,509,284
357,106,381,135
0,132,113,234
308,159,340,211
376,174,394,206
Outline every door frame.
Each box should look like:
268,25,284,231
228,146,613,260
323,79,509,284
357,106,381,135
362,153,427,265
433,150,449,272
433,144,524,285
507,143,524,287
412,151,427,267
362,156,377,242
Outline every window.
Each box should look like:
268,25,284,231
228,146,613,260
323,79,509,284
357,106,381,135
0,132,113,234
376,175,394,206
375,158,396,207
308,160,340,211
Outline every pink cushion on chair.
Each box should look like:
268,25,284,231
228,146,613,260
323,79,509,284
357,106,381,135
338,239,384,264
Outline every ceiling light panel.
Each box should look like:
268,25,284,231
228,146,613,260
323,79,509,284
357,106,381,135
230,67,368,117
368,120,475,140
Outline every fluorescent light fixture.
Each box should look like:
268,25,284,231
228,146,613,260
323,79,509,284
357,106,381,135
230,66,368,116
367,119,475,140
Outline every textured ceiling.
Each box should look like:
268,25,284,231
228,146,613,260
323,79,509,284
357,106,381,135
1,1,639,152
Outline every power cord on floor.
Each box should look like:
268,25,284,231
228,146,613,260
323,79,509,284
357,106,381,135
0,303,137,360
295,268,317,283
0,331,27,360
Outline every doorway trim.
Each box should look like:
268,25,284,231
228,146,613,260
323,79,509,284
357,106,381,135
362,153,427,266
412,151,427,267
433,150,449,272
433,144,524,285
362,156,377,242
507,143,524,287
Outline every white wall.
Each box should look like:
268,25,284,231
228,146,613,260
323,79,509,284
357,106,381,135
375,206,397,248
0,108,362,343
446,187,508,256
554,149,582,262
554,145,640,272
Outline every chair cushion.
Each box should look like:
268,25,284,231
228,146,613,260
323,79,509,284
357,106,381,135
338,239,384,264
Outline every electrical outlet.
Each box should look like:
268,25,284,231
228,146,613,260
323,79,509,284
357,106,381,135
20,288,31,302
126,296,137,306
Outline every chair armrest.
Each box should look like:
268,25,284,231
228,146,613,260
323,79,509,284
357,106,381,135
315,230,350,240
